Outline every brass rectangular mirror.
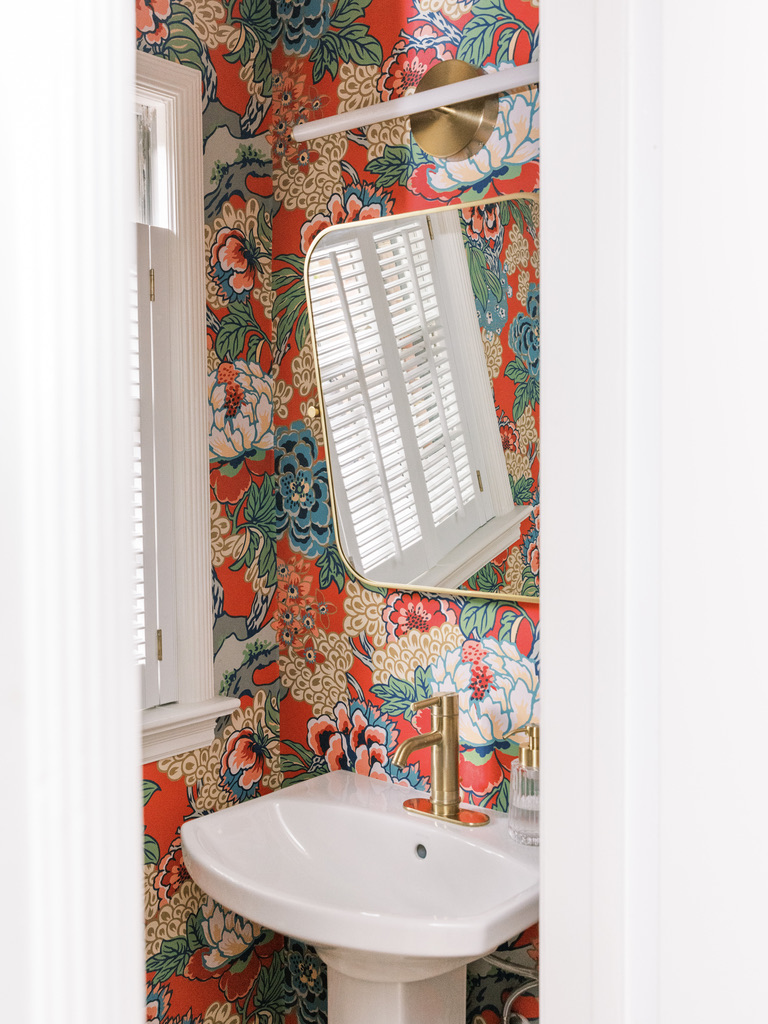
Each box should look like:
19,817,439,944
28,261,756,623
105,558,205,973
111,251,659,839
304,193,539,601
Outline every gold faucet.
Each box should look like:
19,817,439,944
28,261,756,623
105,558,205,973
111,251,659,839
392,692,489,827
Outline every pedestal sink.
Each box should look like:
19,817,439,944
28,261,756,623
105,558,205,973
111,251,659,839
180,771,538,1024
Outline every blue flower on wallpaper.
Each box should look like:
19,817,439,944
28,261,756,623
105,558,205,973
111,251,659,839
285,938,327,1024
277,0,332,55
275,423,333,556
510,283,540,381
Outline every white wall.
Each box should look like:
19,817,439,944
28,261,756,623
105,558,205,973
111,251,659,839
541,1,768,1021
0,4,145,1021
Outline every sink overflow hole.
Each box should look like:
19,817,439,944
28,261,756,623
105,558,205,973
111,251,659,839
416,844,427,859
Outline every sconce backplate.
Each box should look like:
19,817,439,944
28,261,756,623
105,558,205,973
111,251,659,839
411,60,499,159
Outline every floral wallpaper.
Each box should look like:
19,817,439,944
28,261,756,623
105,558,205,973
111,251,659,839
139,1,540,1023
458,196,540,595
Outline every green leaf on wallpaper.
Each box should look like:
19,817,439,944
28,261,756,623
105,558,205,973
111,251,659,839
282,740,316,771
185,909,206,955
412,665,432,707
273,260,308,354
503,358,528,384
499,199,512,226
273,287,308,351
520,564,539,598
512,377,540,420
370,675,421,721
143,779,160,806
250,42,272,93
256,954,289,1016
164,4,206,75
294,309,309,350
275,253,305,274
498,609,522,645
493,777,510,813
335,23,383,66
216,303,269,363
245,475,277,541
240,0,274,35
331,0,371,28
466,562,503,593
271,280,305,311
147,937,191,983
317,544,346,592
487,266,504,302
231,478,277,586
259,538,278,589
459,600,498,639
144,833,160,865
311,34,340,83
224,27,254,65
466,246,489,306
508,202,525,238
367,146,411,188
510,198,537,239
456,16,499,66
511,476,535,504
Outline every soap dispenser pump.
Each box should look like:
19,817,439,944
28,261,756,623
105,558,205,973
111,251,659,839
509,724,540,846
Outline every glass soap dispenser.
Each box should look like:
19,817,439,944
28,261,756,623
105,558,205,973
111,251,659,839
509,724,540,846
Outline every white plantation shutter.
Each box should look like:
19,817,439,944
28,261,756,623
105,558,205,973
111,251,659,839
133,223,179,709
309,216,493,582
309,239,425,579
372,221,482,544
135,52,239,760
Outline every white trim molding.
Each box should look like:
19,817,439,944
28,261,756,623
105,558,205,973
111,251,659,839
143,697,241,763
136,52,239,763
2,5,144,1022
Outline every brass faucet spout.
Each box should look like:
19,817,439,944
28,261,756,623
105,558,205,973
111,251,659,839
391,730,441,767
389,692,489,826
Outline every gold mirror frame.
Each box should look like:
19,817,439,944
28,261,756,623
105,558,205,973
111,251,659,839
304,193,540,604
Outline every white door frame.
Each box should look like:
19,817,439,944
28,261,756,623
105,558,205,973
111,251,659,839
541,1,768,1021
1,5,144,1022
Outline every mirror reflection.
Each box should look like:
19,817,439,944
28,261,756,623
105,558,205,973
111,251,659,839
305,194,539,599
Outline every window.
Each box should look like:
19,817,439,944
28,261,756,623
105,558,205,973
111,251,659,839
135,53,238,762
308,212,526,588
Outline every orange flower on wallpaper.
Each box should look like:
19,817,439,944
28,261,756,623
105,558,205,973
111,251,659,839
153,838,189,908
300,181,395,253
136,0,171,44
381,593,458,642
377,25,454,99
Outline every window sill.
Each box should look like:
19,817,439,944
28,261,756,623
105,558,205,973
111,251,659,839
142,696,241,764
410,506,534,590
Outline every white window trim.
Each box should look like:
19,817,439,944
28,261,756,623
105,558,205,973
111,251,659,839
136,52,238,764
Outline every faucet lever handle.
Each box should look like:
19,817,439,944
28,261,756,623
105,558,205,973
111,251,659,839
410,692,458,715
411,695,441,713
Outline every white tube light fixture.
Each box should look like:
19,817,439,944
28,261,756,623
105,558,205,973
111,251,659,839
291,60,539,143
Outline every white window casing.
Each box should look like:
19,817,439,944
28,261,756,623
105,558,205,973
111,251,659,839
135,52,238,763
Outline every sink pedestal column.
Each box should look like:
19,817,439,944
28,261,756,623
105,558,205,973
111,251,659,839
326,965,465,1024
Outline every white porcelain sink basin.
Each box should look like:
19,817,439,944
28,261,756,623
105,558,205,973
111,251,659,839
181,771,538,1024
